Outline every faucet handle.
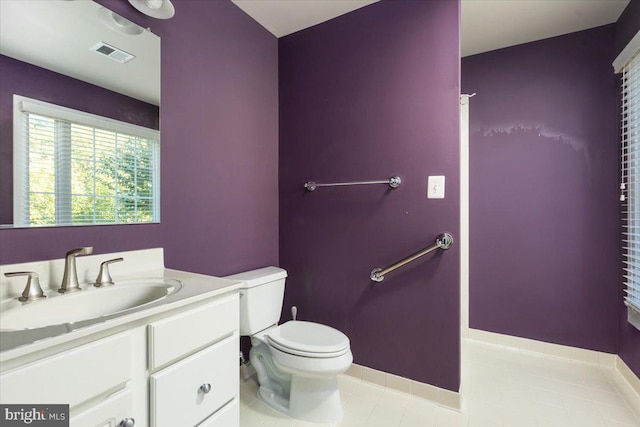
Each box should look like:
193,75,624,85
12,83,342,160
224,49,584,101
4,271,46,302
66,246,93,257
94,258,124,287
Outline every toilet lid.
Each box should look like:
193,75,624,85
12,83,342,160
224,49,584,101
266,321,350,358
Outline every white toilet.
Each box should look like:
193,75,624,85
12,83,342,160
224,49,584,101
226,266,352,423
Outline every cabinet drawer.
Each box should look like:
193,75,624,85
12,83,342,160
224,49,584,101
198,399,239,427
70,389,134,427
148,293,238,370
0,332,132,407
150,333,239,427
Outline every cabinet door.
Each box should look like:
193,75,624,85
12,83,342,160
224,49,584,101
198,399,239,427
70,389,134,427
0,332,132,407
148,293,238,370
150,333,238,427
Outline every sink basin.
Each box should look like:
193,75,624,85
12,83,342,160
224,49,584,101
0,278,182,331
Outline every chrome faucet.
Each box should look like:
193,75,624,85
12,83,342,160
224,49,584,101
94,257,124,287
58,247,93,293
4,271,46,301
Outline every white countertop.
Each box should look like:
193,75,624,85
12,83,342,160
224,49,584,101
0,249,241,365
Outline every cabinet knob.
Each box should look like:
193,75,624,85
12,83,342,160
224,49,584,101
119,418,135,427
199,383,212,394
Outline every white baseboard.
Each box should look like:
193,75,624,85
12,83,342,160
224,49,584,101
466,328,640,413
344,328,640,415
466,328,616,366
615,356,640,413
344,363,463,411
242,329,638,417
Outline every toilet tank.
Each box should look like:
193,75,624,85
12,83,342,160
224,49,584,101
225,266,287,336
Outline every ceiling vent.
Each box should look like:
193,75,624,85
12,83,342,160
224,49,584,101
90,42,135,64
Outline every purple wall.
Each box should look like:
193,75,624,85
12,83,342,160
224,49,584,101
616,0,640,378
462,26,620,354
0,0,279,276
279,0,461,391
616,0,640,55
0,54,159,225
150,0,279,275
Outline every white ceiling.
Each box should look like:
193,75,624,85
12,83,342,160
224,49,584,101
232,0,380,38
0,0,160,106
233,0,630,56
0,0,631,107
461,0,630,57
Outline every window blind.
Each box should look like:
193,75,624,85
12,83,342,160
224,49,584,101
13,95,160,227
621,49,640,329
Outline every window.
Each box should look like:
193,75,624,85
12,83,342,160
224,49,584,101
13,95,160,227
619,43,640,330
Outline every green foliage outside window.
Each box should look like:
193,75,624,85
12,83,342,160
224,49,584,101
25,114,158,226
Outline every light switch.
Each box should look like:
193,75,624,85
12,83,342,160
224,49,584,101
428,175,445,199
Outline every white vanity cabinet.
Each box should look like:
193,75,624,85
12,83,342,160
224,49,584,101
69,390,135,427
148,293,239,427
1,331,137,427
0,290,240,427
0,332,134,407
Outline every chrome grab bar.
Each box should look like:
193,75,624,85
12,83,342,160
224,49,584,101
370,233,454,282
304,176,401,192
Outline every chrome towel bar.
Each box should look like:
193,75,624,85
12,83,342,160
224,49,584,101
370,233,454,282
304,176,401,192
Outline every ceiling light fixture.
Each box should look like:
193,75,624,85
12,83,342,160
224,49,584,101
128,0,175,19
98,7,144,35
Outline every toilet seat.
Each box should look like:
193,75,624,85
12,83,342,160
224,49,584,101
266,321,350,358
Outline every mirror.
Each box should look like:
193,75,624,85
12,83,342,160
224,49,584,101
0,0,160,228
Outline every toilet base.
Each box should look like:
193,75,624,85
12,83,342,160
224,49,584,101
257,375,343,423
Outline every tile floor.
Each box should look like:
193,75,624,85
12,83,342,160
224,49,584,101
240,339,640,427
